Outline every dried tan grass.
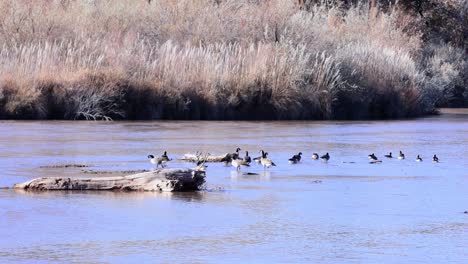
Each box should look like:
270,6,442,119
0,0,457,119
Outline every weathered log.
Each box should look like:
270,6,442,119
181,153,230,163
13,168,205,192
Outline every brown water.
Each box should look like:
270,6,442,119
0,111,467,263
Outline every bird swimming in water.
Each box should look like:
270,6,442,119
416,155,423,162
320,153,330,162
398,151,405,160
366,153,382,163
432,154,439,163
368,153,381,163
384,152,392,158
260,150,276,169
288,152,302,164
311,153,319,160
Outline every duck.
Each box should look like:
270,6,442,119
320,153,330,162
432,154,439,163
398,151,405,160
416,155,423,162
243,151,251,164
384,152,392,158
288,152,302,164
311,153,319,160
148,151,171,168
260,150,276,169
232,158,250,171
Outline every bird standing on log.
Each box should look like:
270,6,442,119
148,151,171,168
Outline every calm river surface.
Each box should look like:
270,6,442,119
0,110,467,263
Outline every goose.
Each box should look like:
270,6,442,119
367,153,382,163
243,151,251,164
221,147,242,165
398,151,405,160
432,154,439,163
253,152,267,164
231,147,241,159
288,152,302,164
320,153,330,162
311,153,319,160
194,160,208,172
260,150,276,169
148,151,171,168
416,155,423,162
384,152,392,158
232,158,250,171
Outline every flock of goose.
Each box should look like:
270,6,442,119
148,148,440,171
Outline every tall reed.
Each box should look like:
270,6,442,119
0,0,463,119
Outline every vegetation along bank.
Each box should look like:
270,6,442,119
0,0,466,120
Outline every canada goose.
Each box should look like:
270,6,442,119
384,152,392,158
398,151,405,160
368,153,381,163
367,153,381,163
260,150,276,169
311,153,319,160
221,147,242,165
432,154,439,163
148,151,171,168
288,152,302,164
232,158,250,171
194,160,208,172
244,151,251,164
320,153,330,162
232,147,241,159
416,155,423,162
253,152,267,164
368,153,378,160
220,155,232,165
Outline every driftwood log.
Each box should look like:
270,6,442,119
182,153,229,163
13,169,205,192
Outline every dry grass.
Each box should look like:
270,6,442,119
0,0,463,119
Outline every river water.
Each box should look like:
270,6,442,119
0,110,467,263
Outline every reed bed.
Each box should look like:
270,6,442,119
0,0,465,120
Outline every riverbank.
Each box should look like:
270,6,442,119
0,1,466,120
0,69,433,121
